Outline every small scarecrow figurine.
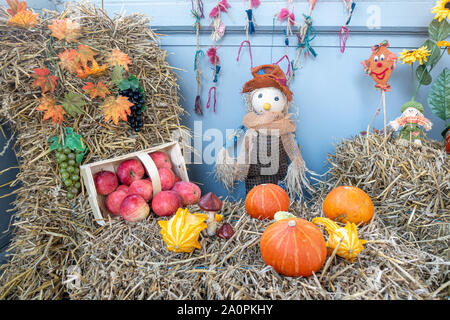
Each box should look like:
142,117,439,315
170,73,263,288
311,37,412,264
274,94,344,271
215,64,311,197
442,125,450,154
389,101,433,146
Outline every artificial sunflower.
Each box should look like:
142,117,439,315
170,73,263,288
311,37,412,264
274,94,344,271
437,40,450,54
398,46,431,65
431,0,450,22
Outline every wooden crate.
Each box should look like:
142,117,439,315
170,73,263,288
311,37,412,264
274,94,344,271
80,141,188,226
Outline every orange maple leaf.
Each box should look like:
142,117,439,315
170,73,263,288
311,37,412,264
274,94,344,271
77,44,98,67
58,48,80,74
36,95,65,125
77,59,107,79
7,9,38,29
102,95,133,125
6,0,27,16
31,67,58,94
48,18,81,43
82,81,110,99
107,49,132,71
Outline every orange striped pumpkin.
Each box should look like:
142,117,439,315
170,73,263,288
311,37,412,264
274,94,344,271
323,186,374,225
260,218,327,277
245,184,289,220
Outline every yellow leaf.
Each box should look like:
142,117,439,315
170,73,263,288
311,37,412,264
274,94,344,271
48,18,81,43
36,95,65,125
7,9,38,29
101,95,133,125
76,59,107,79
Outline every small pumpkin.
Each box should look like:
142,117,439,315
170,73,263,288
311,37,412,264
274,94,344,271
312,217,367,263
158,208,207,253
260,218,327,277
245,183,290,220
322,186,374,225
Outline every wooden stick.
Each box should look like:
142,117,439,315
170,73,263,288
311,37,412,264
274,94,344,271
382,90,387,136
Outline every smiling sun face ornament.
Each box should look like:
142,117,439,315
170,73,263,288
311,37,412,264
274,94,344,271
362,41,398,92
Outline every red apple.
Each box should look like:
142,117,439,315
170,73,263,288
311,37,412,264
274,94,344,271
174,175,182,183
158,167,176,191
151,191,182,217
149,151,172,169
94,170,119,195
116,185,129,193
117,159,145,186
120,194,150,222
128,179,153,202
172,181,201,205
105,190,128,216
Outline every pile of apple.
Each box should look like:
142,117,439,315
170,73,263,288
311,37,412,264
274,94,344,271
93,151,201,222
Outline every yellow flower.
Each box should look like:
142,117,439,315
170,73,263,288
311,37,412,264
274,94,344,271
431,0,450,22
437,40,450,54
398,46,431,65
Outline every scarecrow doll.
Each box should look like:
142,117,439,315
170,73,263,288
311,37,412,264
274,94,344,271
389,101,433,146
442,125,450,154
215,64,311,197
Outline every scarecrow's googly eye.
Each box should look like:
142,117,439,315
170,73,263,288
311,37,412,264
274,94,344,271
380,54,385,61
258,93,263,98
274,96,280,102
374,56,379,62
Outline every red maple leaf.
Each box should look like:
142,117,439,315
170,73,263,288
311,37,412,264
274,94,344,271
31,67,58,94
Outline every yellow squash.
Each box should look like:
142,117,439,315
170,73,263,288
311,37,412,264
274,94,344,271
158,208,207,253
312,217,367,263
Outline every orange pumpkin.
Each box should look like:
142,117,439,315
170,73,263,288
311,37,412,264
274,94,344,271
245,184,289,220
260,218,327,277
323,186,374,225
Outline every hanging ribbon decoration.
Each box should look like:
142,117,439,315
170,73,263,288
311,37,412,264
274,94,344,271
237,0,259,71
290,0,319,82
207,0,231,114
236,40,254,70
276,1,297,56
192,0,205,115
340,0,356,53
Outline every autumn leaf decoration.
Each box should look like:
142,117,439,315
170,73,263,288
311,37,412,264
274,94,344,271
48,18,81,43
107,49,132,71
58,48,80,74
6,0,27,16
58,44,106,79
31,67,58,94
102,95,134,125
82,82,110,99
6,0,38,29
61,92,86,117
36,95,65,125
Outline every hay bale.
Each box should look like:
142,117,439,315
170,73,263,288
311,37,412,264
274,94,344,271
0,3,184,299
52,200,448,300
327,132,449,259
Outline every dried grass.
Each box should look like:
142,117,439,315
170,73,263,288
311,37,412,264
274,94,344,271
0,2,448,300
